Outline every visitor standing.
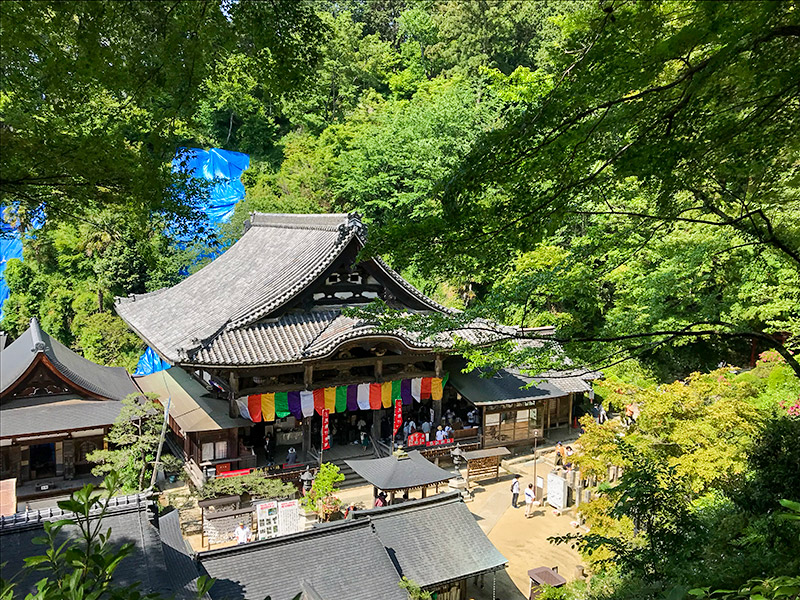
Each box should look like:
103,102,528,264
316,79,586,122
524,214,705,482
234,521,251,545
524,483,536,518
511,474,521,508
286,447,298,464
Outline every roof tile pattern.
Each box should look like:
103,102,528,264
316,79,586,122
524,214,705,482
0,493,172,596
198,519,407,600
115,213,451,365
352,492,507,588
0,318,138,401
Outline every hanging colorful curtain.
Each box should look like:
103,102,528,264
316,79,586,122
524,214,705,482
346,385,358,411
300,390,315,418
313,388,325,415
274,392,290,418
288,391,302,419
420,377,432,400
381,381,392,408
237,373,449,423
261,393,275,422
247,394,262,422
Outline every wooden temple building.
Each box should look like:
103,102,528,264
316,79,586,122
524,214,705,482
115,213,597,483
0,318,139,498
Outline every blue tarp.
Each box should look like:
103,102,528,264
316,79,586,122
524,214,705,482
173,147,250,228
135,147,250,375
134,346,172,376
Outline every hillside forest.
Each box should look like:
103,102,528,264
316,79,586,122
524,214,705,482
1,1,799,599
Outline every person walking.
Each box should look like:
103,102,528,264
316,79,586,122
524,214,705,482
524,483,536,518
511,474,521,508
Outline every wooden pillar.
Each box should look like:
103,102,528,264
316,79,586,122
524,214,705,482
421,486,427,498
302,419,312,457
568,393,574,429
373,409,382,444
546,399,551,432
228,373,239,418
304,365,313,388
389,491,395,504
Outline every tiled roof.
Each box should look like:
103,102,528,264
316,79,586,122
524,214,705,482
345,451,454,491
159,509,210,600
0,492,172,596
446,357,569,407
115,213,451,365
351,492,507,588
188,310,500,366
0,318,138,401
197,519,407,600
0,396,124,438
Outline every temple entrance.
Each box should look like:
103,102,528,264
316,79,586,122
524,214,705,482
29,443,56,480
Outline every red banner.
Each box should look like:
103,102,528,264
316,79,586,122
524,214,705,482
407,432,427,447
393,399,402,436
322,409,331,450
217,468,250,478
426,438,454,447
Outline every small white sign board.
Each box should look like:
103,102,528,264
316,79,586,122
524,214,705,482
256,500,279,540
547,473,568,510
277,499,301,536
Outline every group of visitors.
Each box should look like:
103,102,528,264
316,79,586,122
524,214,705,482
554,441,575,471
510,474,539,518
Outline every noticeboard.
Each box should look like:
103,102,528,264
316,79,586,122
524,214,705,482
547,473,568,510
256,500,278,540
277,499,301,536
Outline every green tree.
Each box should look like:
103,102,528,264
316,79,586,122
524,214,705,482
87,394,173,492
300,463,344,521
0,0,322,230
367,0,800,377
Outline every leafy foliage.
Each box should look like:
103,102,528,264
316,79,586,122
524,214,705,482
199,471,296,501
300,462,344,519
87,394,168,492
0,473,215,600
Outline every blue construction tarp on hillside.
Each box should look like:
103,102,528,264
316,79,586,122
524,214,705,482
0,228,24,320
173,147,250,227
134,147,250,375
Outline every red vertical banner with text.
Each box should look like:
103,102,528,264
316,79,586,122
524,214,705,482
393,399,402,436
321,409,331,450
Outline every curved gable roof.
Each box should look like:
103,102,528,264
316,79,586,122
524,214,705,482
0,318,137,401
115,213,451,365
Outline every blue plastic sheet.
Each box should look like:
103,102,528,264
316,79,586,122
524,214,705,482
1,221,26,321
134,147,250,374
134,346,172,376
173,147,250,228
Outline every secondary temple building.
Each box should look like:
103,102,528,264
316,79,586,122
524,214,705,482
0,318,139,504
116,213,596,482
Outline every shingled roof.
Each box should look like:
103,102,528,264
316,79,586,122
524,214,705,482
0,492,173,596
0,318,138,401
115,213,454,366
197,518,407,600
350,492,507,589
345,451,455,491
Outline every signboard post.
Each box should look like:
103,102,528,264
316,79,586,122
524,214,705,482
277,499,301,536
547,472,568,511
256,500,278,540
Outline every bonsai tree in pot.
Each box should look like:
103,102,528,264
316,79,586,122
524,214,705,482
300,463,344,522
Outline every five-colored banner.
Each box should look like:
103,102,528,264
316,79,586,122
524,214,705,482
237,374,448,423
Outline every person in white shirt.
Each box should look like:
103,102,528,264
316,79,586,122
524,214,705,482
435,425,445,441
421,420,431,440
511,474,521,508
234,522,251,544
524,483,536,517
443,424,453,438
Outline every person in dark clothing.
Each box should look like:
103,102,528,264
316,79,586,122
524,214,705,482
511,474,521,508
